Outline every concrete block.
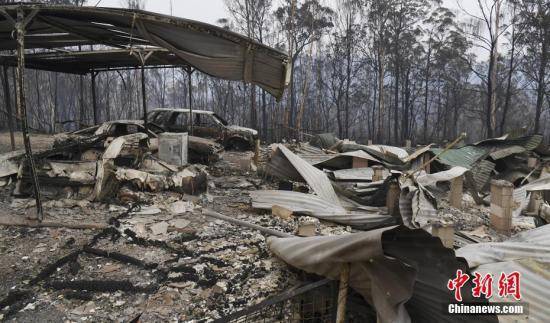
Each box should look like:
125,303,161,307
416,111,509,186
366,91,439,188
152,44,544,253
372,166,384,182
352,157,369,168
527,191,543,213
405,140,411,149
386,182,400,217
272,205,293,220
367,140,373,146
449,176,463,209
297,223,317,237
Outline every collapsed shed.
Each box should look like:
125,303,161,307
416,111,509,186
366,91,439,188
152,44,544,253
0,3,290,219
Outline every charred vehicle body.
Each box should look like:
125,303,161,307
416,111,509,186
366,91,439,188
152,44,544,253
147,109,258,151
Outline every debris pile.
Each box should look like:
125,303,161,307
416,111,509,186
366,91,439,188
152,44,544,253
1,129,549,322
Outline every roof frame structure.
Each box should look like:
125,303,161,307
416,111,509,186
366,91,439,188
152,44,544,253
0,4,291,221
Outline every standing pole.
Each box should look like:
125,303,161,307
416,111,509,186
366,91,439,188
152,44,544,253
336,263,350,323
141,65,148,131
91,71,98,125
186,67,194,136
15,8,43,220
2,65,15,150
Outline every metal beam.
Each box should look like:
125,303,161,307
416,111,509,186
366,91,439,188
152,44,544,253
2,65,15,150
15,7,43,221
141,65,148,131
186,67,194,136
91,71,98,125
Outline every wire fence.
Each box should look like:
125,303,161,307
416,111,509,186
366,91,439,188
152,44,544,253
215,279,375,323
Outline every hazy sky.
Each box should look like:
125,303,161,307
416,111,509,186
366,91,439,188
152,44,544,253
97,0,228,24
95,0,481,27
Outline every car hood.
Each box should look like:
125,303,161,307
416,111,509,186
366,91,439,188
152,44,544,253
227,125,258,136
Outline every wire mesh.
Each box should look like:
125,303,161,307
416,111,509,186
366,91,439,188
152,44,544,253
216,279,374,323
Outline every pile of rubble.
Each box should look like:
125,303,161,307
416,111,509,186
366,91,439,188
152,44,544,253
0,126,549,322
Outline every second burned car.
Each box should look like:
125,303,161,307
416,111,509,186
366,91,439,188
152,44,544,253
147,108,258,151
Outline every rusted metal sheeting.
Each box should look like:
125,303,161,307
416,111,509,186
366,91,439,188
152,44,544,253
0,4,290,99
457,225,550,322
267,145,341,206
268,226,497,323
250,190,392,227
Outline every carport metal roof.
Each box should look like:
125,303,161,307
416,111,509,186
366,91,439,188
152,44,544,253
0,48,190,74
0,4,290,99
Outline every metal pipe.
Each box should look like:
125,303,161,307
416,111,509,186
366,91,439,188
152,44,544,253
187,67,193,136
202,209,292,238
15,8,43,220
141,65,148,131
91,71,98,125
2,64,15,150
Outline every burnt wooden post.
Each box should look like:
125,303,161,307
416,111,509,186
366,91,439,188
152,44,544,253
91,70,98,125
2,64,15,150
15,8,43,220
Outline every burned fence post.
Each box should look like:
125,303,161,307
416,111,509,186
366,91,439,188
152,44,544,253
490,180,514,235
449,175,464,209
336,263,350,323
91,70,98,126
14,7,43,220
2,64,15,150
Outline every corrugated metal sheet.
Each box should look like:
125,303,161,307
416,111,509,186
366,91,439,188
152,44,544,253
267,145,341,206
0,4,290,99
456,225,550,323
415,166,468,186
522,175,550,191
474,134,543,151
314,150,381,170
489,145,526,160
398,179,438,229
471,160,496,191
328,167,390,182
249,190,393,227
430,146,489,168
269,226,497,323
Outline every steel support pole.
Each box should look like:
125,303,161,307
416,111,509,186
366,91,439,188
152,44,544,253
187,67,193,136
15,8,43,220
91,71,98,125
141,65,148,131
2,65,15,150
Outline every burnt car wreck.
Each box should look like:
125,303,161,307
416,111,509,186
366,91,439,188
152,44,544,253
0,3,549,323
148,109,258,151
